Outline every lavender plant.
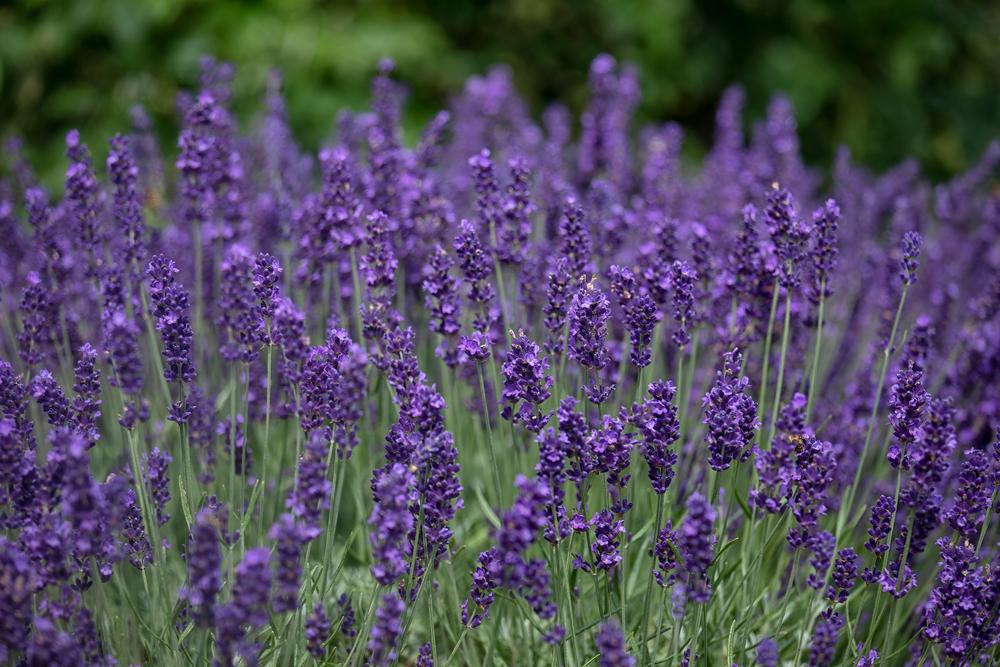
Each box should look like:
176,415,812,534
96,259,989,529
0,53,997,667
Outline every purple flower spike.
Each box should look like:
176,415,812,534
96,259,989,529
147,254,197,384
703,347,759,471
595,619,636,667
368,592,405,667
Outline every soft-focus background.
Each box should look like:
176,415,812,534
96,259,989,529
1,0,997,185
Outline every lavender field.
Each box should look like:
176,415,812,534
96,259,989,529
0,55,998,666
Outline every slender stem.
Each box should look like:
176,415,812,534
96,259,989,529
840,284,909,537
756,278,781,450
478,365,503,508
767,286,793,444
805,280,827,421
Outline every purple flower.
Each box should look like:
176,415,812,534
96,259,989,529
499,157,535,266
318,145,364,251
422,245,462,359
568,277,611,373
463,476,552,628
887,358,928,469
368,592,405,666
54,428,108,562
268,514,313,613
216,547,272,666
921,538,997,662
457,331,491,363
652,521,680,586
17,272,55,369
502,331,553,432
558,197,592,277
288,429,332,532
338,593,357,638
855,647,879,667
669,260,698,348
703,348,759,471
756,637,778,667
808,198,840,304
180,507,223,627
65,129,103,269
543,257,573,356
469,149,503,248
594,619,635,667
252,252,282,324
219,244,265,362
120,487,152,570
417,641,434,667
586,414,636,511
677,492,716,603
30,370,71,429
944,447,991,541
106,134,147,280
102,307,145,426
305,602,330,660
898,230,921,286
453,219,495,333
147,254,197,384
806,530,836,590
631,380,680,494
765,185,809,289
809,608,844,667
26,617,82,666
144,447,172,526
864,494,896,558
610,265,660,368
369,463,417,586
826,547,859,603
585,509,625,572
0,538,35,660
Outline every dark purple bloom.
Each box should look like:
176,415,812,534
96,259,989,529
898,230,921,286
567,277,611,373
756,637,779,667
921,538,997,663
65,129,103,269
17,272,55,369
826,547,859,603
809,198,840,304
543,257,573,356
417,641,434,667
453,219,495,333
765,185,809,289
863,495,896,584
54,428,109,563
219,244,265,362
586,414,636,511
809,608,844,667
944,447,991,541
422,245,462,360
30,370,71,429
180,507,223,627
632,380,680,494
595,619,635,667
268,513,313,613
147,254,197,384
106,133,147,280
368,592,405,667
463,476,552,627
610,265,660,368
502,331,553,432
369,462,417,586
216,547,272,666
677,492,716,603
338,593,357,638
288,429,332,532
652,521,680,586
102,307,145,426
120,487,152,570
887,358,928,469
469,149,503,247
499,157,535,266
855,647,879,666
558,197,592,278
703,347,759,471
318,145,364,251
457,331,491,363
144,447,172,526
806,530,836,590
0,538,35,661
669,260,697,348
252,252,282,325
25,617,82,666
305,602,330,660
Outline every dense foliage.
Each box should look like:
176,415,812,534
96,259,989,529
1,0,998,184
0,54,998,666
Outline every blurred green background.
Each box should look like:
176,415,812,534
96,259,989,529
1,0,997,186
